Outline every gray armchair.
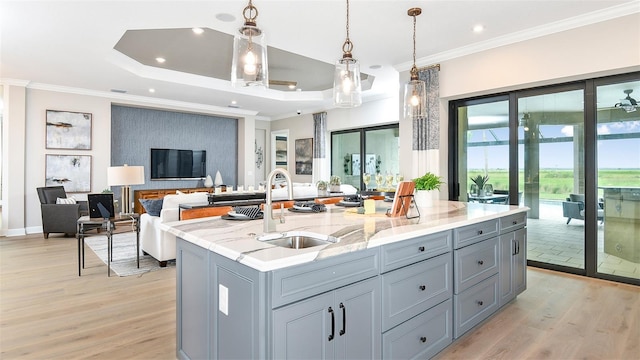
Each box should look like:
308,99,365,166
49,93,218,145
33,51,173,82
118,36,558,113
37,186,89,238
562,193,603,224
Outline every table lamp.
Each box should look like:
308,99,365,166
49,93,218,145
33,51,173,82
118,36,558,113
107,164,145,214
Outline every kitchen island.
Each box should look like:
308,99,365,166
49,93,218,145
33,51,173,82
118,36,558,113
162,200,528,360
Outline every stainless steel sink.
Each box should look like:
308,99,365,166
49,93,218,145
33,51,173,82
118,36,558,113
258,231,338,249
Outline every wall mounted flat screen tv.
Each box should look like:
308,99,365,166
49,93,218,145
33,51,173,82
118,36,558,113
150,148,206,180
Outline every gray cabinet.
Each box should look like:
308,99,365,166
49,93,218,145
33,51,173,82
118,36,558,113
380,230,453,359
272,277,381,360
452,222,500,339
175,211,528,360
382,299,452,360
381,252,452,331
499,227,527,306
176,238,211,360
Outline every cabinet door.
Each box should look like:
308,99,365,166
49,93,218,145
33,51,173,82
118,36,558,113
176,238,210,360
499,229,527,306
334,277,381,360
273,292,334,360
498,232,516,306
513,228,527,296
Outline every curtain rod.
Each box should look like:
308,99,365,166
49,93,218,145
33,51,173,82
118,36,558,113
417,63,440,71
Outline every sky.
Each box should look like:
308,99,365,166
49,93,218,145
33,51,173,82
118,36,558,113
467,121,640,170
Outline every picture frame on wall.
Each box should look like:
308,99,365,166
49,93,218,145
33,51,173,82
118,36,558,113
275,135,288,169
45,154,92,193
45,110,92,149
295,138,313,175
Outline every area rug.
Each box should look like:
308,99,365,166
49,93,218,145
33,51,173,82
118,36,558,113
83,232,175,277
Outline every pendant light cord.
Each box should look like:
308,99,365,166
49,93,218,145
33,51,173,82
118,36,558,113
342,0,353,57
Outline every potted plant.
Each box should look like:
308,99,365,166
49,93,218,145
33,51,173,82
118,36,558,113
470,174,489,196
329,176,341,193
412,172,444,207
316,180,328,196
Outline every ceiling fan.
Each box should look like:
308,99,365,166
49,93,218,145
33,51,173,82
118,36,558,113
614,89,638,113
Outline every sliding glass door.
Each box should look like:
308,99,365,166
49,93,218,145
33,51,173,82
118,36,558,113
331,125,399,190
518,86,586,270
595,78,640,280
450,72,640,285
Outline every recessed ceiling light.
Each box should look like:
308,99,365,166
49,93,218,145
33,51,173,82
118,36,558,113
231,100,237,105
155,57,166,63
192,27,204,35
288,84,296,90
473,24,484,33
369,64,382,70
149,88,155,93
215,13,235,22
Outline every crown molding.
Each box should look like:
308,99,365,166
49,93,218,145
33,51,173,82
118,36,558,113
24,82,259,117
0,78,31,87
395,2,640,72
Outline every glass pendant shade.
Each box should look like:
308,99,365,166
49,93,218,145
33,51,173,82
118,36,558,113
333,57,362,107
404,78,426,119
231,24,268,88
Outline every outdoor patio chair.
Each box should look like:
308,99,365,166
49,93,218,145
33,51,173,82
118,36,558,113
562,193,604,224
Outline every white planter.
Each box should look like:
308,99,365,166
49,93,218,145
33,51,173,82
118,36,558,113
414,190,438,207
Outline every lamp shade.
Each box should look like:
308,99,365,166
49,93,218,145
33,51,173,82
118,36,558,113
107,165,145,186
404,79,426,119
333,57,362,107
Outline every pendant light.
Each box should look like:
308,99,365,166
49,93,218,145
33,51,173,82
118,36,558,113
231,0,268,88
404,8,426,119
333,0,362,107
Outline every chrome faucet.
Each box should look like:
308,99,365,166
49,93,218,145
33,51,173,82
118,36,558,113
264,168,293,233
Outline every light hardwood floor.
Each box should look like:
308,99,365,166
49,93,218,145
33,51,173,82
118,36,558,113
1,233,638,359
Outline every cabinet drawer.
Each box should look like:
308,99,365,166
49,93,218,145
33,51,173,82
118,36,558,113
453,219,499,249
500,212,527,234
270,248,379,308
454,274,499,338
382,299,452,360
381,253,452,331
380,230,452,273
454,237,499,294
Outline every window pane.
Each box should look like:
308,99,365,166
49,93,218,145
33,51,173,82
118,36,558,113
458,99,510,203
365,127,400,191
596,80,640,280
331,131,360,188
519,89,585,270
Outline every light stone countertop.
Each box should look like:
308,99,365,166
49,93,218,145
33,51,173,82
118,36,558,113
161,200,529,272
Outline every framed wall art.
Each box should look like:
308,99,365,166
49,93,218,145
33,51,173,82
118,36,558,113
275,135,288,169
46,110,92,149
295,138,313,175
45,154,92,193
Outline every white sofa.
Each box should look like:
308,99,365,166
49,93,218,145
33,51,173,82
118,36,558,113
139,192,208,266
270,183,358,200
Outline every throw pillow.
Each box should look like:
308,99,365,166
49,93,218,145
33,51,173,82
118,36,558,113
56,197,77,204
139,198,164,217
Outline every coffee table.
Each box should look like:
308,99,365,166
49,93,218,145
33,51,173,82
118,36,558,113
77,214,140,276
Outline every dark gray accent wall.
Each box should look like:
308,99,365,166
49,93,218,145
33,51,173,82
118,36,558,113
111,105,238,194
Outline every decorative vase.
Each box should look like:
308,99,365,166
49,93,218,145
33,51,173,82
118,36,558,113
204,174,214,188
214,171,223,186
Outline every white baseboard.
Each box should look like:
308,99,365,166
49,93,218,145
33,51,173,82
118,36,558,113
5,228,27,237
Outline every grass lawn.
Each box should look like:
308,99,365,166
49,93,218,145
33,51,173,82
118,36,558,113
467,169,639,200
